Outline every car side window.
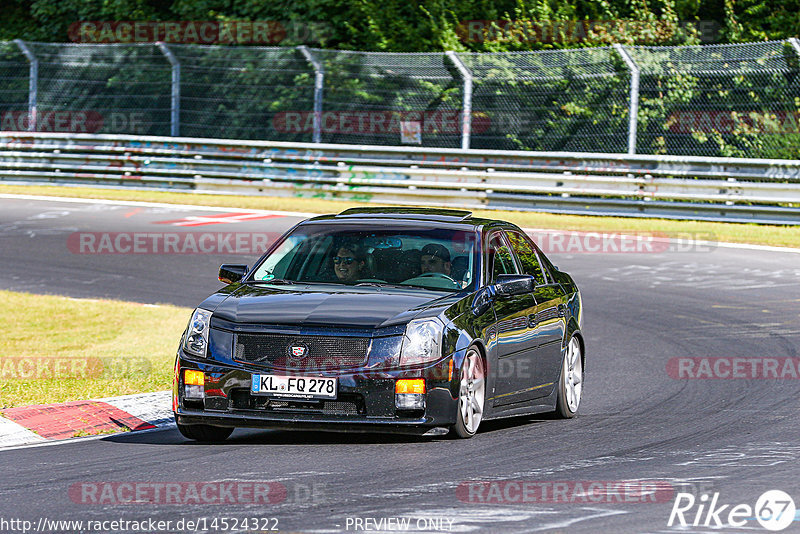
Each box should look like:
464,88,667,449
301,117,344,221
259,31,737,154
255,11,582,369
506,231,546,285
487,233,518,283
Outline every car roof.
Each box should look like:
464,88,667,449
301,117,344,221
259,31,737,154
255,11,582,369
305,207,510,230
337,207,472,221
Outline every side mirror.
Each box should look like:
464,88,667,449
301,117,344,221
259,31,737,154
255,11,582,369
219,264,248,285
494,274,535,297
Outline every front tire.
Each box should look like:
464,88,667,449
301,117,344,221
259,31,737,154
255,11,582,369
176,421,234,442
555,336,583,418
453,347,485,438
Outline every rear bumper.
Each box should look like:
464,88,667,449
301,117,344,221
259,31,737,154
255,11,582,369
173,350,461,434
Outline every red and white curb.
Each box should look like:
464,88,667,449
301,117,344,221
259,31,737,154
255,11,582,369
0,391,172,449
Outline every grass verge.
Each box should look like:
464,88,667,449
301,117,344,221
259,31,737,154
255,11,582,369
2,183,799,248
0,290,189,409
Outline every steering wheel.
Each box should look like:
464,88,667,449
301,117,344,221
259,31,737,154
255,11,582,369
417,272,457,283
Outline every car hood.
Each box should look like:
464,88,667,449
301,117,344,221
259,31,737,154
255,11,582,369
208,284,455,329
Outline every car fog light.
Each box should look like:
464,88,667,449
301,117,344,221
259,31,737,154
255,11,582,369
395,379,425,410
396,379,426,394
396,394,425,410
184,369,205,399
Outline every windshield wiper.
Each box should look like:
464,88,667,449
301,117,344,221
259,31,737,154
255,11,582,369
355,281,409,289
397,283,458,292
246,278,295,285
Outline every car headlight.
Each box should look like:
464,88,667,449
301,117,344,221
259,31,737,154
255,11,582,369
183,308,212,358
399,317,444,366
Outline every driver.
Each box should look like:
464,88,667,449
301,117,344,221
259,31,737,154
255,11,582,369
420,243,451,276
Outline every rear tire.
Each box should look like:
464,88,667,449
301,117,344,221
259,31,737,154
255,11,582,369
555,336,583,418
452,347,485,438
176,421,233,442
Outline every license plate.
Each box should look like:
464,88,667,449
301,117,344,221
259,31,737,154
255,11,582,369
251,374,337,400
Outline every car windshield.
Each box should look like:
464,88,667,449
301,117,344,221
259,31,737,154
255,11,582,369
250,224,478,292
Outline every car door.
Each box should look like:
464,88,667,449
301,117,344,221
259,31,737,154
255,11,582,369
487,231,539,408
506,230,567,398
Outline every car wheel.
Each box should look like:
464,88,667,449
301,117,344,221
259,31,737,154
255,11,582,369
453,347,485,438
176,421,234,442
555,336,583,418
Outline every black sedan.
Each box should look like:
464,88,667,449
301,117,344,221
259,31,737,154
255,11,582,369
173,208,584,440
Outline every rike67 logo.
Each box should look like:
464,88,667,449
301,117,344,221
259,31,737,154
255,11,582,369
669,490,796,531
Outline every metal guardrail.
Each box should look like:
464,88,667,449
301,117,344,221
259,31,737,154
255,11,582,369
1,132,800,225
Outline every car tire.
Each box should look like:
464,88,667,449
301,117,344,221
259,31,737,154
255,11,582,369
452,347,485,438
555,335,583,418
176,421,234,442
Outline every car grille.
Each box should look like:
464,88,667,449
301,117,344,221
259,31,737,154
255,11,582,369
230,390,365,415
269,400,361,415
321,401,360,415
234,333,369,369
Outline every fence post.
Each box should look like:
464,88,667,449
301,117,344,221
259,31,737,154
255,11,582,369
789,38,800,58
446,51,473,150
613,44,640,155
157,42,180,137
298,46,324,143
14,40,37,132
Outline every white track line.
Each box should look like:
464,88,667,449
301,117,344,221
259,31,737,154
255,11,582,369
0,193,318,218
522,227,800,255
3,193,799,254
0,423,177,452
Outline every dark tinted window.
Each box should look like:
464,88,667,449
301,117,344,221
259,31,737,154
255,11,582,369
488,233,517,283
251,224,477,292
506,231,546,285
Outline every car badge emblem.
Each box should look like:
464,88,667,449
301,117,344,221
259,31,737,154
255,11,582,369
289,344,308,359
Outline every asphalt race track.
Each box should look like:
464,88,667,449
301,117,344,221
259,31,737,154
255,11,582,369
1,195,800,533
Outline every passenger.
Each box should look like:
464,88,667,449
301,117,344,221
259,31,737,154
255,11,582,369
333,243,367,284
420,243,452,276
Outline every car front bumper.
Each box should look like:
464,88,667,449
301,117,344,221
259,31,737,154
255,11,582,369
173,350,462,435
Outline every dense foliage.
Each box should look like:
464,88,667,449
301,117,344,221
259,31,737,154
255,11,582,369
2,0,799,50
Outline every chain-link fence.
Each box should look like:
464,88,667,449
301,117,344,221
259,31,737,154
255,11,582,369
461,47,631,153
314,50,464,147
630,41,800,158
2,40,800,158
172,44,315,141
